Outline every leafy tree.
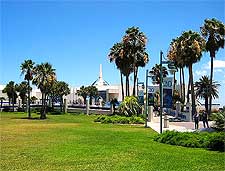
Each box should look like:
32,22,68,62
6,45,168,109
201,18,225,115
174,31,206,116
0,97,5,108
195,75,220,113
118,96,141,117
54,81,70,112
21,59,35,118
149,64,168,84
77,86,88,104
2,81,18,111
77,85,98,105
87,86,98,105
32,62,56,119
16,81,31,110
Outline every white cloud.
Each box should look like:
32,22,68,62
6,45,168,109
205,60,225,69
195,70,207,76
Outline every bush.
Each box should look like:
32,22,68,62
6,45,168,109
211,112,225,131
154,130,225,151
94,115,144,125
118,96,141,116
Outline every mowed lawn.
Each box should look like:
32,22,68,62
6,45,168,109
1,112,224,171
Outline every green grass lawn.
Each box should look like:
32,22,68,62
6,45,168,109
1,112,224,171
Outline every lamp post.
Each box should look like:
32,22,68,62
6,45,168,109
159,50,177,133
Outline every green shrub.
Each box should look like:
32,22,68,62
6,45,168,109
211,112,225,131
94,115,144,125
154,130,225,151
118,96,141,116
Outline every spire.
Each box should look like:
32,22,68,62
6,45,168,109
99,64,102,79
91,64,110,86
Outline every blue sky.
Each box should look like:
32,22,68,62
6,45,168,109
1,0,225,106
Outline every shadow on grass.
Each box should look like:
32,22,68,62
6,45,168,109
11,117,43,120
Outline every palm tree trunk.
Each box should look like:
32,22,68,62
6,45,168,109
120,71,124,101
189,64,196,116
126,76,128,96
60,96,63,112
40,92,45,119
28,79,31,118
182,67,185,103
205,96,209,114
173,71,176,92
0,100,2,108
209,55,214,115
179,68,183,101
12,92,15,112
187,75,191,103
133,67,138,96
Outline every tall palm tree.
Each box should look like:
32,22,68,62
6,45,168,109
168,38,186,103
2,81,18,112
33,62,56,119
109,43,125,100
200,18,225,115
122,27,149,96
77,86,88,104
21,59,35,118
195,75,220,114
175,31,206,116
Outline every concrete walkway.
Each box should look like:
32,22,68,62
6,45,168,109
147,116,213,133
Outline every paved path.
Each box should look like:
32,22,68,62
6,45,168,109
147,116,213,133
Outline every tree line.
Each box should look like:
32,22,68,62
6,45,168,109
3,60,70,119
109,18,224,116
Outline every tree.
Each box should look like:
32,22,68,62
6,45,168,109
2,81,18,111
87,86,98,105
122,27,149,96
174,31,205,116
109,43,125,100
77,86,88,104
168,38,186,103
21,59,35,118
32,62,56,119
0,97,5,108
77,85,98,105
201,18,225,115
31,96,38,104
109,27,149,98
54,81,70,112
149,64,168,84
16,81,31,110
195,75,220,114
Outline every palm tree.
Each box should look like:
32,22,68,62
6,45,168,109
200,18,225,115
32,62,56,119
21,59,35,118
175,31,206,116
87,86,98,105
149,64,168,84
168,38,186,103
77,86,88,104
54,81,70,112
2,81,18,112
109,43,125,100
16,81,31,110
122,27,149,96
109,27,149,98
195,75,220,114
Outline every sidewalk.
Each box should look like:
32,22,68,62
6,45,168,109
147,116,213,133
